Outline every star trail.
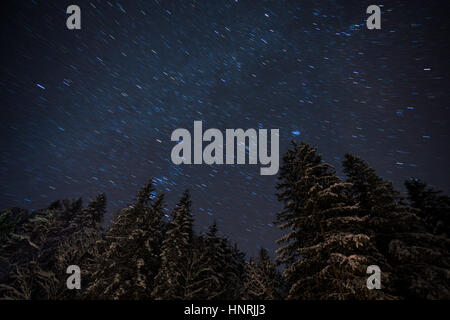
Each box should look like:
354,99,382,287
1,0,449,256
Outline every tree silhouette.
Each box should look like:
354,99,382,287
152,190,193,299
405,178,450,237
0,145,449,300
344,154,450,299
85,181,163,299
242,248,284,300
275,142,395,299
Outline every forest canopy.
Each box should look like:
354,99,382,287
0,141,449,300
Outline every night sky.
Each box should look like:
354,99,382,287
1,0,449,257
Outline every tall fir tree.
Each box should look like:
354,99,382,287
242,248,284,300
0,208,22,246
85,180,164,299
152,190,194,299
0,196,105,300
405,178,450,237
183,222,226,299
196,222,245,300
343,154,450,299
221,240,246,299
275,142,395,299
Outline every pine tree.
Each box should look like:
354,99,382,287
152,190,193,299
405,178,450,236
343,154,450,299
85,181,164,299
242,248,284,300
0,208,61,299
0,196,104,300
343,153,420,252
184,222,246,300
183,222,226,299
83,193,106,228
275,142,395,299
54,194,106,299
0,209,20,245
220,239,246,299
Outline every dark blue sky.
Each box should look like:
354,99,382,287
1,0,449,257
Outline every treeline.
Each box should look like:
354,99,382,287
0,141,449,300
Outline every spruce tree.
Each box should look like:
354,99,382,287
242,248,284,300
275,142,395,299
343,154,450,299
0,196,104,299
83,193,106,228
220,239,246,299
152,190,193,299
184,222,225,299
55,194,106,299
85,181,164,299
405,178,450,236
188,222,246,300
0,209,20,245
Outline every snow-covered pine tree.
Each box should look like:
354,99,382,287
200,222,245,299
85,180,164,299
218,237,246,299
275,142,395,300
183,222,225,299
0,208,21,245
343,154,450,299
242,248,284,300
71,193,106,230
152,190,193,299
0,195,104,299
405,178,450,237
0,206,63,299
85,193,106,227
54,194,106,299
